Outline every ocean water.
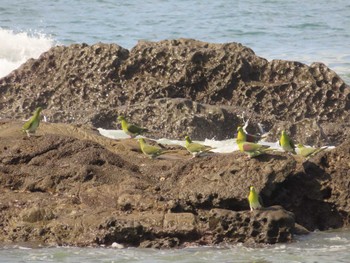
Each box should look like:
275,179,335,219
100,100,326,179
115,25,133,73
1,229,350,263
0,0,350,82
1,0,350,262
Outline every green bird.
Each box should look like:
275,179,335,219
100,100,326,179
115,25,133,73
184,136,213,157
248,186,262,211
22,107,43,137
138,138,168,159
297,143,326,158
237,140,271,158
279,130,296,154
117,116,149,138
236,126,261,143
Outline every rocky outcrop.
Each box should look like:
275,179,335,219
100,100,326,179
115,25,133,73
0,39,349,143
267,140,350,231
1,39,350,247
1,121,350,247
0,121,295,247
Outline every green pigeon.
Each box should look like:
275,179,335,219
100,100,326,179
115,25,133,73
297,143,326,158
248,186,263,211
279,130,296,154
22,107,43,137
236,126,247,142
236,126,261,143
117,116,148,138
237,140,271,158
184,136,213,157
138,138,168,159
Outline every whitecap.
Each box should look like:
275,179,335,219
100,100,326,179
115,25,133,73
0,28,54,78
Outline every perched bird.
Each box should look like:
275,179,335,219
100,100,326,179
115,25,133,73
138,138,167,159
297,143,327,158
236,126,262,143
236,126,247,142
248,186,262,211
237,141,271,158
184,136,213,157
22,107,42,137
279,130,296,154
117,116,148,138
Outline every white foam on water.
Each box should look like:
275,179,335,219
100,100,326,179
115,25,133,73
0,28,54,78
165,137,282,153
97,128,337,157
17,246,32,250
97,128,131,140
98,128,240,153
97,128,285,153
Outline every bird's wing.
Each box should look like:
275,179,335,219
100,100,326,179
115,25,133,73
22,116,35,130
127,123,146,134
246,133,260,143
299,146,316,157
187,142,211,152
143,144,162,154
242,142,269,152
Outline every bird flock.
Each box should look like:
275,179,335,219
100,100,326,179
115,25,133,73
115,114,327,159
21,108,328,211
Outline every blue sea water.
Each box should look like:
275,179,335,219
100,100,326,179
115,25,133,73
0,0,350,82
1,1,350,262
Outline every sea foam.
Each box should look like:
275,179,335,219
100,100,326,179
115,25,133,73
97,128,279,154
0,28,54,78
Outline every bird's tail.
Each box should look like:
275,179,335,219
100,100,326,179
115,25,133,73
161,150,176,155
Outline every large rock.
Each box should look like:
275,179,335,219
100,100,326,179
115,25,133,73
0,39,349,143
1,121,350,247
160,151,296,212
0,121,306,247
208,206,297,244
268,139,350,231
1,38,350,246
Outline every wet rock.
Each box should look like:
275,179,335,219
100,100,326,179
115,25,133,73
305,139,350,227
139,237,180,249
293,223,310,235
268,140,350,231
209,206,296,244
97,217,147,247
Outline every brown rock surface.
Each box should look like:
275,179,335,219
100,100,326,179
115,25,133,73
0,39,349,143
268,140,350,231
0,121,308,247
1,120,350,247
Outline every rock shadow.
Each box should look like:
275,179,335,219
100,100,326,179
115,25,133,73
269,158,343,231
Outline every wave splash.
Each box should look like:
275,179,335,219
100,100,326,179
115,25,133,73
0,28,54,78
